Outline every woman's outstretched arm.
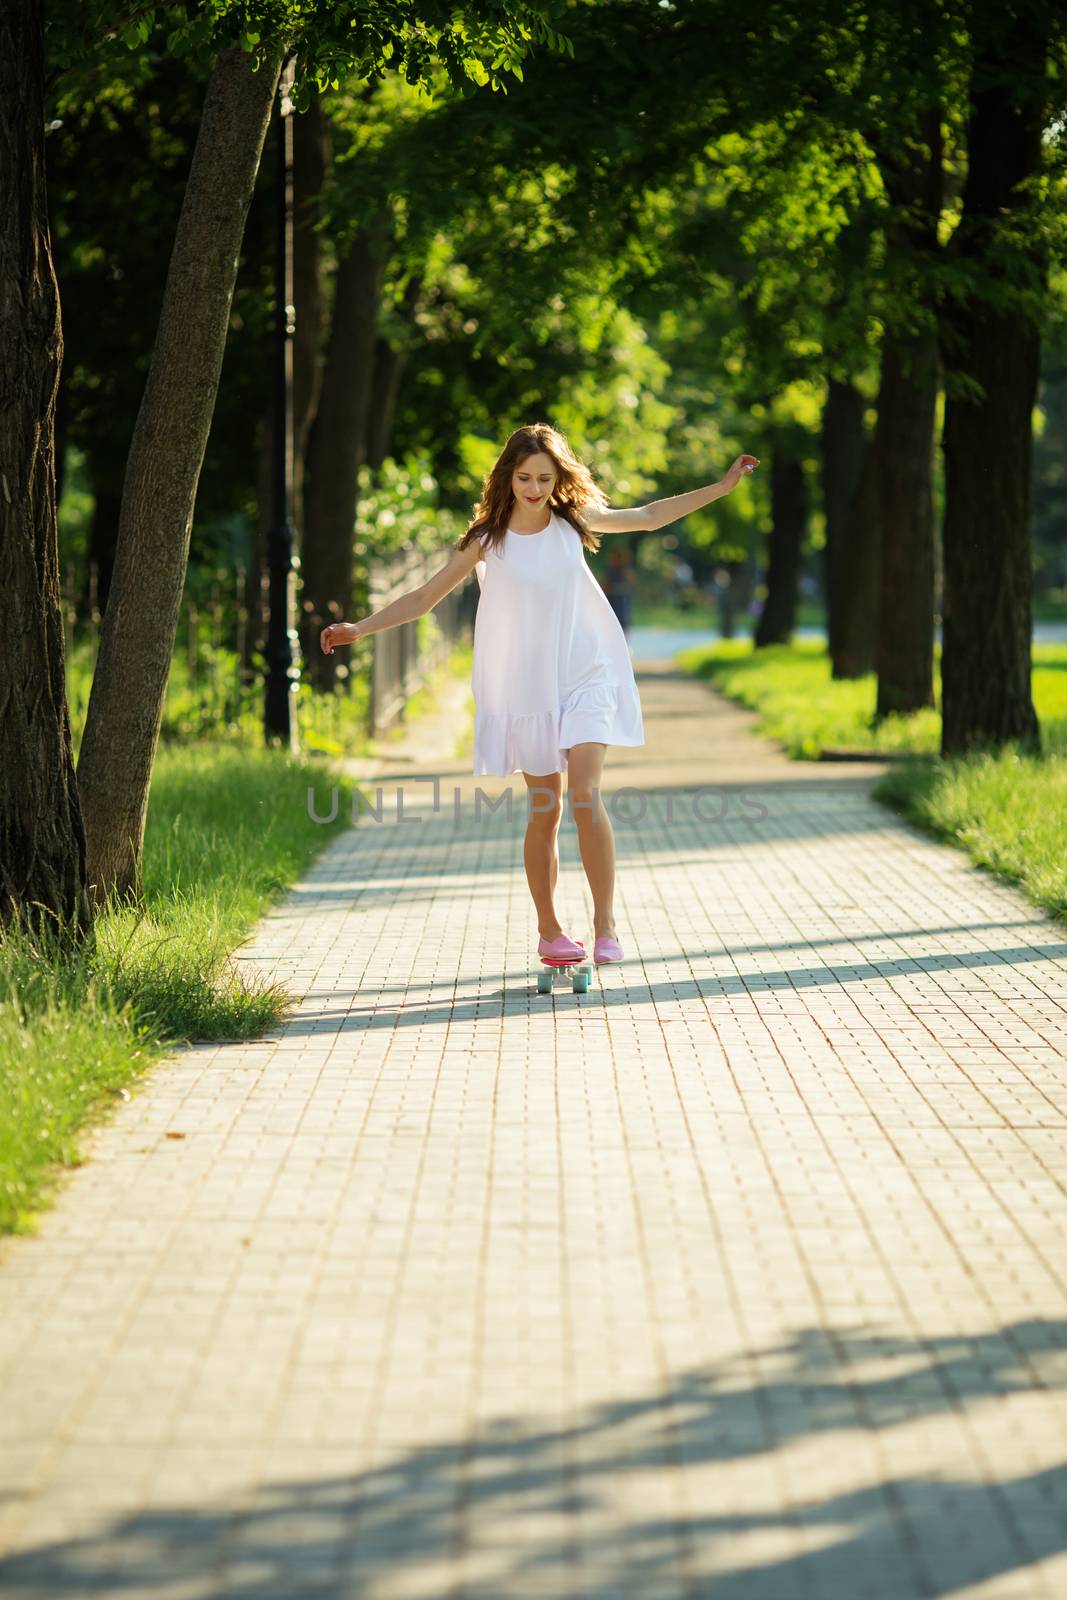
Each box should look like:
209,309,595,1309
320,539,483,654
585,453,760,533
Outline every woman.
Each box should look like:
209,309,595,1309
321,423,758,967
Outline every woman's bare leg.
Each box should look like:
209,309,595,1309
521,770,565,939
564,743,617,939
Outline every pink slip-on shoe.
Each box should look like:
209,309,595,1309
593,935,624,964
538,933,586,961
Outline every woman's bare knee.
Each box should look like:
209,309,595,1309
522,772,562,827
527,806,563,832
569,789,605,826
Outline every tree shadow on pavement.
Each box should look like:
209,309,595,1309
2,1319,1064,1598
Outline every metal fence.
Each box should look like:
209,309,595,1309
63,546,477,740
367,544,476,735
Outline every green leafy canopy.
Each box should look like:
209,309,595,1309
45,1,574,104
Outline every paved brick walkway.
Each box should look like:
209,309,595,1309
2,659,1067,1599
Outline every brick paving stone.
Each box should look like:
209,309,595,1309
1,660,1066,1597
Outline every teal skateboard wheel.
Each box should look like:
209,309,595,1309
536,957,594,995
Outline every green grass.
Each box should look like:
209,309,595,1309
0,741,350,1237
874,749,1067,925
678,638,939,757
680,636,1067,929
679,637,1067,760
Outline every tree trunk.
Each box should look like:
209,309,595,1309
0,0,91,940
365,334,408,472
939,11,1047,756
300,217,389,690
292,93,329,537
873,107,942,718
76,42,286,905
366,274,421,473
754,450,806,648
819,378,866,666
874,329,939,715
244,409,272,678
832,427,881,678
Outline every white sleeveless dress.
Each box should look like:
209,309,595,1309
471,511,645,777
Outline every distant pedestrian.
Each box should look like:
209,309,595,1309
601,545,635,637
712,565,735,638
673,556,695,610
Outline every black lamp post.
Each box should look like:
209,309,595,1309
264,54,300,747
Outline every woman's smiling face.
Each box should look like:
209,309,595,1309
511,452,557,514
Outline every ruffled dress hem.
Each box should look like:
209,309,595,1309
473,681,644,777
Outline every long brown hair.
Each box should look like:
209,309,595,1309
456,423,609,559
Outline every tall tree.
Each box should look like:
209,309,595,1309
832,419,882,678
872,104,942,718
939,3,1053,754
755,443,808,648
820,374,868,674
0,0,91,939
300,210,390,689
365,274,423,472
76,39,287,907
293,93,330,527
47,51,211,618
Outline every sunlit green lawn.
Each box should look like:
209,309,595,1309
679,637,1066,759
680,638,1067,928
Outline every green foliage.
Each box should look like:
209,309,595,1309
43,0,1067,728
61,454,470,766
47,0,572,97
48,48,274,546
64,620,372,760
354,453,465,558
54,446,94,576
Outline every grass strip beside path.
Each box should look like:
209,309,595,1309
0,743,350,1237
875,751,1067,927
678,638,943,759
680,638,1067,930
